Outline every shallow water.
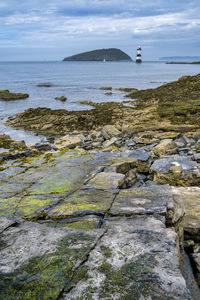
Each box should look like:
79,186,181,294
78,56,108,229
0,61,199,143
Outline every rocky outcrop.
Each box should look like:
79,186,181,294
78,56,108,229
0,90,29,100
0,135,200,298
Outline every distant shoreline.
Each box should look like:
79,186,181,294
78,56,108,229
166,61,200,64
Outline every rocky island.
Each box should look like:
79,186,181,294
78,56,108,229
1,74,200,299
63,48,132,61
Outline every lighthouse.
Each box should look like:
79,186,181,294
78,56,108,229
136,46,142,63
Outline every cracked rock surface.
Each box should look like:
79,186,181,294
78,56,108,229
0,147,197,299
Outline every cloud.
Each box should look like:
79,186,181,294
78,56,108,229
0,0,200,60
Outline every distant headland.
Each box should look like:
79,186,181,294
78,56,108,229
63,48,132,62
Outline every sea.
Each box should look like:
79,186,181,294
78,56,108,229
0,61,199,144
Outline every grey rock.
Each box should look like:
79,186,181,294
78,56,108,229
64,216,193,300
151,156,200,186
128,148,151,162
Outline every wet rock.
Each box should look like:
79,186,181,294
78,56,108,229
37,83,54,87
55,96,67,101
0,90,29,100
152,139,178,157
0,134,27,151
151,156,200,186
100,86,112,90
0,150,33,162
33,143,52,151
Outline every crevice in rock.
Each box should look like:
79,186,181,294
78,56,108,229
56,228,108,299
83,166,106,185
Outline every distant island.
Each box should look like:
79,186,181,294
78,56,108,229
63,48,132,62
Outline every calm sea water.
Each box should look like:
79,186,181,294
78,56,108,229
0,61,199,143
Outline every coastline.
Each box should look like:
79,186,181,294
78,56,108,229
1,73,200,299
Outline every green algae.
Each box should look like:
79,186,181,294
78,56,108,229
48,189,114,218
64,220,97,231
97,254,162,300
0,233,95,300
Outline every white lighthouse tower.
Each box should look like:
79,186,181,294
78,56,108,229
136,46,142,63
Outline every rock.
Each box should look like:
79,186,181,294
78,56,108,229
100,86,112,90
110,184,175,217
152,139,178,157
37,84,54,87
102,137,118,149
0,218,105,299
128,148,151,162
137,133,159,145
101,125,121,139
34,143,52,151
47,189,115,219
174,136,187,148
55,96,67,101
196,140,200,152
151,156,200,186
0,150,33,162
128,149,151,174
86,172,125,190
64,216,192,300
172,187,200,237
55,134,85,149
105,92,112,96
125,139,136,147
0,134,27,150
193,153,200,162
0,90,29,100
183,136,196,146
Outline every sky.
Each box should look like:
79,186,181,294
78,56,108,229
0,0,200,61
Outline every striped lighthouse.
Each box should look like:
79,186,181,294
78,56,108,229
136,46,142,63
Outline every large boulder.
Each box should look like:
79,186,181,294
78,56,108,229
151,156,200,186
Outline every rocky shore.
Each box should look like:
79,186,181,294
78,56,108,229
1,74,200,299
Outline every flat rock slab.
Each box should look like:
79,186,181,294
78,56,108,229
47,188,115,219
0,150,120,219
85,172,125,190
110,184,174,217
64,216,192,299
0,219,105,300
